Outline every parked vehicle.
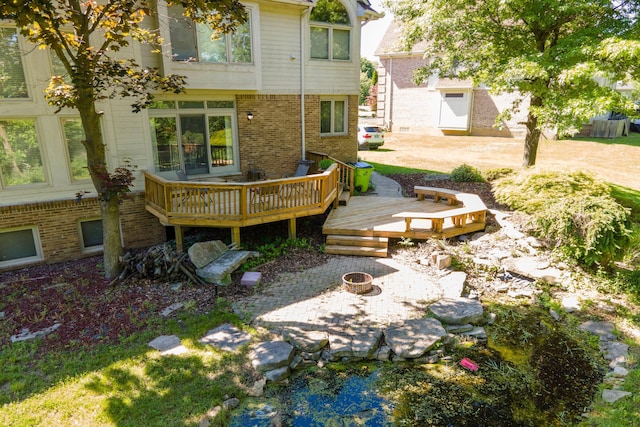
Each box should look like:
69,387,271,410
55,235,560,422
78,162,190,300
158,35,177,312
357,125,384,150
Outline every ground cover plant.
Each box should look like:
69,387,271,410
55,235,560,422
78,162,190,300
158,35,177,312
493,170,632,267
1,162,639,425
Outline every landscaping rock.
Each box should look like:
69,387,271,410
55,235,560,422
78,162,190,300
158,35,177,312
282,327,329,353
438,271,466,298
602,389,632,403
429,298,484,325
11,323,61,343
148,335,188,355
188,240,229,268
384,318,447,358
199,323,251,352
250,341,295,372
160,302,184,317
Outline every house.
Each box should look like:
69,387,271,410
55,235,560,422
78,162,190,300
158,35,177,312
374,21,528,137
0,0,381,271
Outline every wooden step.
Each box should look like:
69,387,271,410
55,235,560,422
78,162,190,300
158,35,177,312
324,244,388,257
338,190,351,205
326,235,388,248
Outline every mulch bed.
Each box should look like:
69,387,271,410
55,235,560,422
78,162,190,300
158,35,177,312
0,174,499,354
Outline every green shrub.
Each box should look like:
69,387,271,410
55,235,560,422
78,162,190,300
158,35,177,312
483,167,514,182
494,170,631,267
450,164,485,182
318,158,335,170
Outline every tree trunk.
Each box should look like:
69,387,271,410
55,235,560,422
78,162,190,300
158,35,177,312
522,96,542,167
101,197,123,278
77,91,124,279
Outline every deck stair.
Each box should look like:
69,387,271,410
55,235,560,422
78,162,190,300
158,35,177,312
324,234,388,257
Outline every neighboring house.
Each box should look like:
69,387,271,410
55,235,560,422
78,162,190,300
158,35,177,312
374,21,528,137
0,0,381,270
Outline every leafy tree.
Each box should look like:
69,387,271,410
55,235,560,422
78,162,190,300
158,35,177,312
360,58,378,105
0,1,247,279
387,0,640,166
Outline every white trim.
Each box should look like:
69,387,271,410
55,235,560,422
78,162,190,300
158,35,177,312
78,217,104,254
0,225,44,268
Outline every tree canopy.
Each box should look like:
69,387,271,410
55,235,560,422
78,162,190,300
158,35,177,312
0,0,247,278
387,0,640,166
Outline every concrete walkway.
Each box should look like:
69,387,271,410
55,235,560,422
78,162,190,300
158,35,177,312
232,172,460,332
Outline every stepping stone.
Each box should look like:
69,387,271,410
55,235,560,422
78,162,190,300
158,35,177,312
429,298,484,325
148,335,188,355
384,318,447,359
249,341,294,372
199,323,251,352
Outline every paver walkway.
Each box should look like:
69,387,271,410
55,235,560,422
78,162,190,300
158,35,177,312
232,172,458,331
232,256,460,331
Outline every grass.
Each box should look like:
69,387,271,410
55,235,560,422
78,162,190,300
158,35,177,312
362,161,441,175
0,309,255,427
572,132,640,147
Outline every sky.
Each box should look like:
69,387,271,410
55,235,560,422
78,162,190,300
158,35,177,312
360,0,393,61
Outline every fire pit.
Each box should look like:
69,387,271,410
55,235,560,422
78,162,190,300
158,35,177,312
342,272,373,294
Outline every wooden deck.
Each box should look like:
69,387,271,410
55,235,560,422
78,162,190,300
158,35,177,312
144,162,351,251
322,194,487,240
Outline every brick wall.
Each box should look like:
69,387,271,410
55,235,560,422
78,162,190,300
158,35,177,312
0,193,166,270
236,94,358,177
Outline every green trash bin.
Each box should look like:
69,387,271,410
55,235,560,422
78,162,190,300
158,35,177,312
350,161,374,192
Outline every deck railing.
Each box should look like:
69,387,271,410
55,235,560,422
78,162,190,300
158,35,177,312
306,151,354,195
144,164,340,228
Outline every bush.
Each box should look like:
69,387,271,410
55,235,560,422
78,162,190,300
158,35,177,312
494,170,631,267
483,167,514,182
450,164,485,182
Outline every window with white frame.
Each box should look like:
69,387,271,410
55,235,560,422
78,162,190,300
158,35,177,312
78,218,103,252
168,5,252,64
0,27,28,99
0,119,46,188
310,0,351,60
149,100,239,177
0,226,43,267
320,98,347,135
62,118,90,181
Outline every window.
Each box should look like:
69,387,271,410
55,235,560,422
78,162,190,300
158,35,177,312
169,6,252,64
310,0,351,60
0,28,28,99
79,219,103,252
0,119,45,188
62,118,90,181
320,98,347,135
149,101,239,176
0,227,43,267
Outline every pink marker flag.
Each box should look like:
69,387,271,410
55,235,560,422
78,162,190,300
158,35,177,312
460,357,479,372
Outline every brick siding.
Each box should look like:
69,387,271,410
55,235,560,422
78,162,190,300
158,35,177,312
0,193,166,271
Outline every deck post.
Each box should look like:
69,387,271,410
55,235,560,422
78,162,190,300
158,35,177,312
288,218,296,240
231,227,241,247
175,226,184,253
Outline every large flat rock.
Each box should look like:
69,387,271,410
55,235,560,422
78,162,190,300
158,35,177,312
384,318,447,358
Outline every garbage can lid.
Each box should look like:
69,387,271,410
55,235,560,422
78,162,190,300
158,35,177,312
352,161,373,168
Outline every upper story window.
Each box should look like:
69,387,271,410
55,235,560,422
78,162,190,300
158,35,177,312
310,0,351,61
169,6,252,64
0,27,28,98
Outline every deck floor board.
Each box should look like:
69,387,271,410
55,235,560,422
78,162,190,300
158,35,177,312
322,196,485,239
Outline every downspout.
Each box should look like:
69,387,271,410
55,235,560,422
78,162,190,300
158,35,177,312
300,5,312,160
387,57,393,131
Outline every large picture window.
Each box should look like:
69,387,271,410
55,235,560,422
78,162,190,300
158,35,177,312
0,119,45,188
149,101,239,177
169,6,252,64
320,98,347,135
0,27,28,99
310,0,351,60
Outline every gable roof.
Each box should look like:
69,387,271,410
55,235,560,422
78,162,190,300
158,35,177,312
375,20,429,57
